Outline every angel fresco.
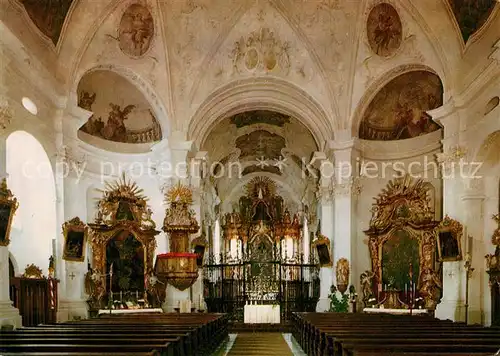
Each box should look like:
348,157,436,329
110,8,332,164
367,3,402,57
102,104,136,142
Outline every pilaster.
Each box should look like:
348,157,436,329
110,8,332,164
331,139,361,291
461,192,487,325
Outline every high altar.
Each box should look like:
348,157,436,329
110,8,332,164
203,177,320,323
362,175,445,312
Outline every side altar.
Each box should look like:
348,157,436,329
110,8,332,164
360,175,445,314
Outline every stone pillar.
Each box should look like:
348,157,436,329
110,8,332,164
0,246,21,328
57,176,91,321
213,218,221,263
461,190,486,325
435,261,466,322
313,150,335,312
54,102,91,321
0,98,21,328
431,104,469,322
331,138,360,290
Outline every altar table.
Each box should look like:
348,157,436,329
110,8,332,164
98,308,164,315
363,307,428,315
244,304,280,323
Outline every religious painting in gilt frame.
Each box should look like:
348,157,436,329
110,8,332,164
62,217,87,262
192,234,208,268
312,233,332,267
435,215,463,262
0,179,18,247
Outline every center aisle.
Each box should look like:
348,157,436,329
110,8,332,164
226,333,294,356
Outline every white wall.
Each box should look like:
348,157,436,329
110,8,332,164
6,131,57,277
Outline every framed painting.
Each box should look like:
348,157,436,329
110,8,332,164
192,234,208,267
436,215,463,262
312,233,332,267
0,178,18,247
62,217,87,262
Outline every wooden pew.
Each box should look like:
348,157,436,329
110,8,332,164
292,312,500,356
0,312,229,356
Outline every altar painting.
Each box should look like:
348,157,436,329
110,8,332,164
382,229,419,290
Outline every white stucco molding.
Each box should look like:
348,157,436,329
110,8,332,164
355,130,442,161
187,77,333,150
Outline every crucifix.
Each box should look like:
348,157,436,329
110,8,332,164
68,272,76,280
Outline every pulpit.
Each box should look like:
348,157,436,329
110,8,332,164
486,214,500,326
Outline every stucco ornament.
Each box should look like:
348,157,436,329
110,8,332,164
231,28,290,75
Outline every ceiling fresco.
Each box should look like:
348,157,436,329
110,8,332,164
366,3,403,57
230,110,291,128
447,0,497,42
77,70,162,145
20,0,73,45
235,130,286,161
359,70,443,141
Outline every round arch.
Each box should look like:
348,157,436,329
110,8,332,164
350,64,444,138
187,77,334,150
6,130,57,277
72,64,171,139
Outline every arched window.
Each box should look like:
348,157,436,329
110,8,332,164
6,131,56,276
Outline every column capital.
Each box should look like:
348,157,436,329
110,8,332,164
333,177,362,197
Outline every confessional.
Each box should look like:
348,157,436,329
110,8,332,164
9,264,58,326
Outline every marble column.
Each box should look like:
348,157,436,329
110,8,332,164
332,139,360,290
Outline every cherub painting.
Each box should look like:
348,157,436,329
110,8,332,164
118,4,154,57
367,3,403,57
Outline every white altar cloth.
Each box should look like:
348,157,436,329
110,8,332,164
98,308,163,315
363,307,428,315
244,304,280,324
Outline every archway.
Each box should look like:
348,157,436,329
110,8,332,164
6,131,57,277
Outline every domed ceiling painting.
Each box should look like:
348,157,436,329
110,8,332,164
19,0,73,45
77,70,161,145
359,71,443,141
447,0,498,43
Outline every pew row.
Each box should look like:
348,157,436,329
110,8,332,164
292,312,500,356
0,312,229,356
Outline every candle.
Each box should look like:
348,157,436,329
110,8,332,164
120,291,123,301
136,290,139,299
